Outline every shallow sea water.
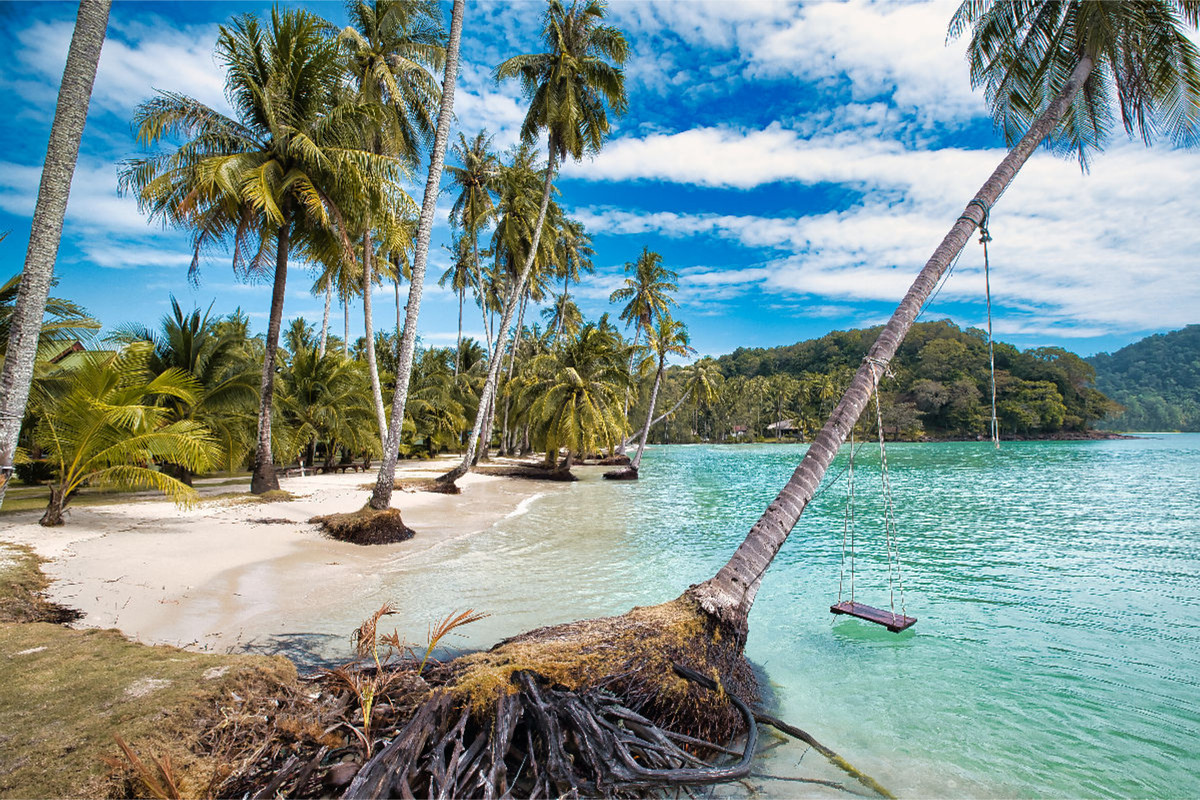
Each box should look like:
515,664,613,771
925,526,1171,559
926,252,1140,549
333,435,1200,798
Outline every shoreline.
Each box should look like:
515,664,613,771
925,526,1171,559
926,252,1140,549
0,456,566,661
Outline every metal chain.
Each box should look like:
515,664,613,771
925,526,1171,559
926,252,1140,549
980,215,1001,449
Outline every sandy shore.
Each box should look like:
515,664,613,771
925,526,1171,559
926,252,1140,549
0,456,565,661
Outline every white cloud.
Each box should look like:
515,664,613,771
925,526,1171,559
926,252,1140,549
14,17,230,118
572,137,1200,335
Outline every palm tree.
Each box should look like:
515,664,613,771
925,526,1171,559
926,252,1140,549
553,218,594,338
32,343,215,526
278,346,379,470
0,272,99,359
120,9,403,495
340,0,445,446
687,0,1200,641
518,322,628,474
610,246,678,450
441,0,627,486
610,247,678,350
439,234,477,375
626,315,695,474
446,129,500,370
0,0,110,511
112,298,259,482
621,356,720,448
541,292,583,341
368,0,466,511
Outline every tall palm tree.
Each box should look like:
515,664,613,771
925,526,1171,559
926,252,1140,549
440,234,477,375
0,0,110,511
441,0,627,486
627,315,694,474
446,129,500,370
553,218,594,338
340,0,444,446
610,247,678,350
621,356,720,448
120,9,402,495
368,0,466,511
688,0,1200,642
610,246,677,450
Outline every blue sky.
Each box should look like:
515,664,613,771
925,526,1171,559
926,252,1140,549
1,0,1197,360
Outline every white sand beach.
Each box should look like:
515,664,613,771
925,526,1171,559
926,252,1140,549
0,457,563,658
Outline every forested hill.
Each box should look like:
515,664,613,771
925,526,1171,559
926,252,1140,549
1087,325,1200,431
709,320,1116,439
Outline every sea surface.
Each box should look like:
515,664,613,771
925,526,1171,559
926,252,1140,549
363,435,1200,798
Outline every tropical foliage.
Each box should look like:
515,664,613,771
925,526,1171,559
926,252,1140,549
31,343,215,526
1089,324,1200,431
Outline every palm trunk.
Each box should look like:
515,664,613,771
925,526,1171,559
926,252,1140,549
395,269,402,340
615,326,641,454
499,291,527,456
443,140,559,485
318,278,332,358
454,284,464,376
630,357,665,471
40,485,70,527
251,219,292,494
555,272,569,339
0,0,110,511
622,383,689,449
343,294,350,358
687,55,1096,643
369,0,464,510
362,231,388,443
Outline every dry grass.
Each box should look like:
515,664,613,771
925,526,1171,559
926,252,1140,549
0,542,80,624
310,506,415,545
0,622,299,799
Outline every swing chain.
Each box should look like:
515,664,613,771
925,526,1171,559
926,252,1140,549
837,432,856,605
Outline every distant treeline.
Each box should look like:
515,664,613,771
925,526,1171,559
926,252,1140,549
641,320,1118,443
1088,325,1200,431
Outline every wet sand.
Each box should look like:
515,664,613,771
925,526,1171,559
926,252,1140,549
0,456,566,659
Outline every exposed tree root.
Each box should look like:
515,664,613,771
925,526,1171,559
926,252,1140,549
310,506,415,545
603,466,639,481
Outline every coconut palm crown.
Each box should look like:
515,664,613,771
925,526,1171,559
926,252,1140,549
119,8,404,494
950,0,1200,168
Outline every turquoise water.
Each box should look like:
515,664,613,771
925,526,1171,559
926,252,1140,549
366,435,1200,797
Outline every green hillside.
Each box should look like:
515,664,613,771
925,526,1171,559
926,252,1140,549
705,320,1116,440
1088,325,1200,431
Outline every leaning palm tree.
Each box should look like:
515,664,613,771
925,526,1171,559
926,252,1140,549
622,315,694,476
0,0,110,511
341,4,1200,796
690,0,1200,638
32,343,215,526
120,9,401,495
437,0,628,487
366,0,466,513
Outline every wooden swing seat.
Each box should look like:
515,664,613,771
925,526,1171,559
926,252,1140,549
830,601,917,633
